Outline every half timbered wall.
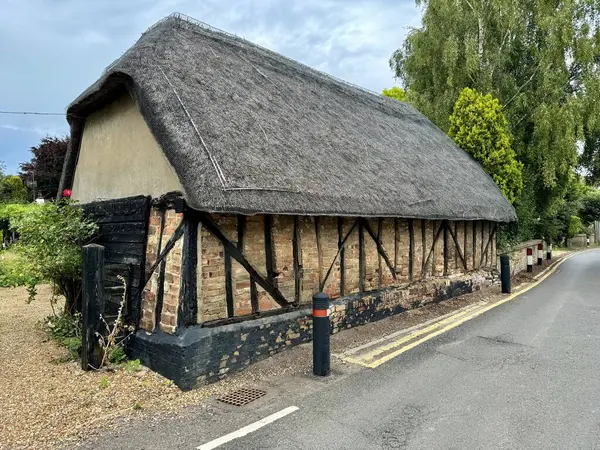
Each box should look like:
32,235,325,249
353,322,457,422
140,205,498,333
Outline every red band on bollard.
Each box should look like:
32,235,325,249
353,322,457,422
527,248,533,255
538,243,543,250
313,309,328,318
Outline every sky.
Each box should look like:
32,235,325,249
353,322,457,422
0,0,421,174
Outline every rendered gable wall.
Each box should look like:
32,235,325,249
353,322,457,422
71,93,181,204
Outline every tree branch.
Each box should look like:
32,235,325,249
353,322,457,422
504,64,541,109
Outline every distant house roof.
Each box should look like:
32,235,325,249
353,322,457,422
61,13,516,222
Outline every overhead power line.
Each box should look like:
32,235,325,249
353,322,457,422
0,110,64,116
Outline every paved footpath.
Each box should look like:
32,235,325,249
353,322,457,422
78,250,600,450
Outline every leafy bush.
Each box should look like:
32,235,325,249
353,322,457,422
568,216,584,238
124,359,142,373
10,199,98,313
107,346,126,365
0,203,35,245
42,312,82,361
449,88,523,204
0,249,40,293
382,86,406,102
580,192,600,226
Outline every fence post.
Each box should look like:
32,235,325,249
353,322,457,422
526,247,533,272
82,244,105,371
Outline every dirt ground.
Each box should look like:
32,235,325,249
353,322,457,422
0,251,570,449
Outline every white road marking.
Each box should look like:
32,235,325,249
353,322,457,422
197,406,300,450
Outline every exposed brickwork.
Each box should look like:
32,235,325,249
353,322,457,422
412,219,424,279
140,208,162,331
342,218,360,295
141,208,183,333
191,215,498,323
139,210,500,328
160,209,184,334
299,216,319,304
272,216,296,302
319,217,340,298
197,216,229,321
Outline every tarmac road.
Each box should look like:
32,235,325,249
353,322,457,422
78,250,600,450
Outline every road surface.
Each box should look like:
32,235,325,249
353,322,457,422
79,250,600,450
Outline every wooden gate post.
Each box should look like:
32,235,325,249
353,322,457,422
82,244,105,370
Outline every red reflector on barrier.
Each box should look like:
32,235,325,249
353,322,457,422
313,309,329,318
527,248,533,255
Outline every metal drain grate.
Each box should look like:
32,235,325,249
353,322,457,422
217,388,267,406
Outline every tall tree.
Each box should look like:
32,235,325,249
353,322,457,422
0,176,28,203
0,162,28,203
449,88,522,203
19,136,69,200
391,0,600,237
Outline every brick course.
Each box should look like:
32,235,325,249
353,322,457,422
141,208,183,333
141,208,499,331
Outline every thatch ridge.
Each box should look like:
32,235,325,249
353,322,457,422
61,13,516,222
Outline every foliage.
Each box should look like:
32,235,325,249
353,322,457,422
19,136,69,200
448,88,523,203
95,275,135,369
391,0,600,239
42,311,82,361
108,346,127,365
0,203,36,244
124,359,142,373
0,249,41,300
9,199,98,313
99,376,109,390
580,191,600,225
0,175,28,203
568,216,584,238
382,86,406,102
0,161,28,205
579,130,600,185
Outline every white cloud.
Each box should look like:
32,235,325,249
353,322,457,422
0,124,63,136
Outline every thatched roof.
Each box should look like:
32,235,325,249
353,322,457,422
61,13,516,222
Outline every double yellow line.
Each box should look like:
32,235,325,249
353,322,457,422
344,253,575,369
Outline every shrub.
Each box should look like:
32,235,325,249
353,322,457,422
107,346,126,365
568,216,584,238
449,87,523,204
580,192,600,226
0,249,41,299
42,311,82,361
10,199,98,313
124,359,142,373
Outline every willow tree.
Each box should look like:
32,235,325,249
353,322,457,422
391,0,600,237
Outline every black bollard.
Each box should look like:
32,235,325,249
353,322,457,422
527,247,533,272
546,243,552,260
312,292,330,377
500,255,511,294
537,243,543,265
